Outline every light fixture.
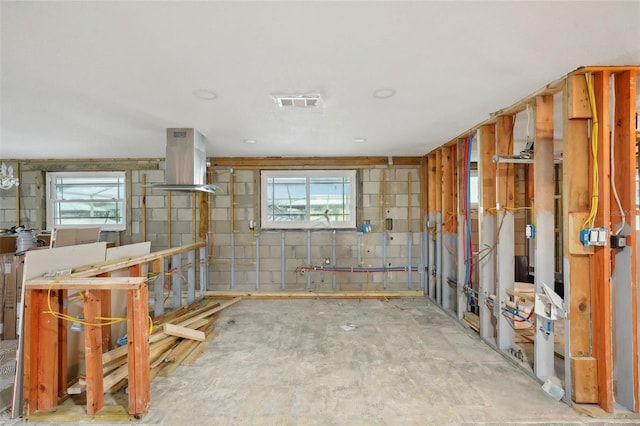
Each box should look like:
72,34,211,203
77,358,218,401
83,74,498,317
353,138,366,143
373,88,396,99
244,139,257,144
0,162,19,190
193,89,217,100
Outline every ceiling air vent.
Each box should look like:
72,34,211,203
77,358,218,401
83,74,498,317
273,94,322,108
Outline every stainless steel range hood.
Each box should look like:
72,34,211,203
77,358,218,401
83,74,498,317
150,128,222,194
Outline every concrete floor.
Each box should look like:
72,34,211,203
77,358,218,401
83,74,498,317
2,297,638,424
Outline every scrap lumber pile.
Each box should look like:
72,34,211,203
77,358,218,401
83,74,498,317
69,297,241,396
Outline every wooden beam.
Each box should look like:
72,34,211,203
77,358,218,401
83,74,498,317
84,290,104,415
209,156,422,168
205,291,422,299
591,70,614,412
26,277,147,290
21,162,159,172
68,242,205,278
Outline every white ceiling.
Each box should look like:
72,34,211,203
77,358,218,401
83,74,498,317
1,1,639,160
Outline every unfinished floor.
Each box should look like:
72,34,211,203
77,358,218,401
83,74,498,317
3,297,638,425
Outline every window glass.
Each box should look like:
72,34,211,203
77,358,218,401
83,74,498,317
262,170,356,229
47,172,126,231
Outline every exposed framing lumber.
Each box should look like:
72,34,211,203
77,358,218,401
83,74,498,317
164,323,205,341
533,94,556,379
20,162,159,172
204,291,422,299
591,71,614,412
84,290,104,415
496,115,516,350
209,156,422,169
611,69,638,411
68,242,205,278
478,124,497,342
25,277,147,290
441,145,456,311
563,74,595,403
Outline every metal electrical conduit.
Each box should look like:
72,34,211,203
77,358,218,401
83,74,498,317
298,265,419,273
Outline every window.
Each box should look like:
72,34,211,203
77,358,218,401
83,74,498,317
47,172,126,231
261,170,356,229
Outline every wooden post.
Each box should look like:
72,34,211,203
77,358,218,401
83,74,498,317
84,290,104,415
591,71,614,412
478,124,497,342
420,156,428,232
534,94,556,378
563,74,596,403
496,114,516,350
127,284,151,416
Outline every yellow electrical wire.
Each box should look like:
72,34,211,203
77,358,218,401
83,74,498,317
582,72,599,230
44,276,128,328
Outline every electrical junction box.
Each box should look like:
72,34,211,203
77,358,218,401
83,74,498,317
525,224,535,239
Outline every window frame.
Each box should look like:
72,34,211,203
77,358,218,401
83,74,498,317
46,171,127,231
260,169,357,230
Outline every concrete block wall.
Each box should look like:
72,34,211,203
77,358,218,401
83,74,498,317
0,160,423,292
209,165,422,291
0,161,200,254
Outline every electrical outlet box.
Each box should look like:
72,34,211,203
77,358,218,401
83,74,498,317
580,227,608,247
525,224,535,239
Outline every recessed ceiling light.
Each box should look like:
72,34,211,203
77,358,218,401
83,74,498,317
244,139,257,144
193,89,217,100
353,138,366,143
373,88,396,99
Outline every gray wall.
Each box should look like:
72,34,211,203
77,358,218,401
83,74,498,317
0,161,422,291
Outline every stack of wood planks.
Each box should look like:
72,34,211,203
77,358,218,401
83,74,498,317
69,297,241,396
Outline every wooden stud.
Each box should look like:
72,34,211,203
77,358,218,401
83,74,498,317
571,357,598,403
36,290,58,412
57,289,68,398
563,75,593,375
612,69,638,411
496,115,516,350
83,290,104,415
533,94,556,378
126,285,150,416
23,289,41,415
591,71,614,412
97,273,112,352
478,124,497,342
420,156,428,232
